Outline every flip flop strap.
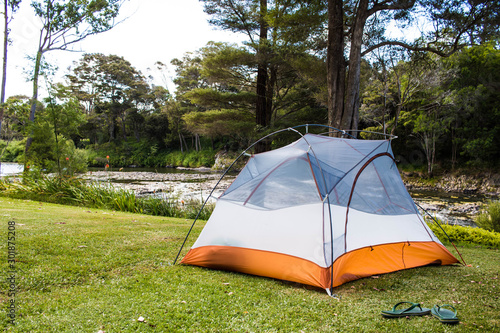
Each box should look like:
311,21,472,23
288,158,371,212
393,301,420,312
436,304,457,316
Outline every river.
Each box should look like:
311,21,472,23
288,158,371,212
1,163,496,227
0,162,23,177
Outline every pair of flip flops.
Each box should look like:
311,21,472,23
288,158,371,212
382,302,459,324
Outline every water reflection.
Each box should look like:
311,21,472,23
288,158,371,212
411,189,496,227
0,163,23,177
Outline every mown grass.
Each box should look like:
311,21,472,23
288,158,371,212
0,197,499,332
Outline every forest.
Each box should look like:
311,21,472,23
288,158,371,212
0,0,498,176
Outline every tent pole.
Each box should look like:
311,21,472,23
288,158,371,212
173,127,308,264
414,202,467,266
299,133,337,295
173,151,247,265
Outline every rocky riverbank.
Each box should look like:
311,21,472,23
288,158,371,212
402,171,500,196
401,172,499,226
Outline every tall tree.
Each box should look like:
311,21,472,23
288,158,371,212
0,0,21,133
201,0,271,127
24,0,123,157
175,41,328,146
170,50,210,151
200,0,325,131
66,53,149,143
255,0,268,127
0,0,21,175
43,94,85,175
327,0,500,135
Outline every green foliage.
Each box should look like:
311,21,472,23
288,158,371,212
86,140,218,169
165,150,215,168
57,142,89,175
444,43,500,164
360,43,500,169
31,0,123,37
0,139,25,162
137,195,181,217
475,200,500,233
427,222,500,248
183,198,215,221
1,96,31,138
183,109,254,139
44,96,86,140
26,120,58,171
27,129,88,175
87,140,164,168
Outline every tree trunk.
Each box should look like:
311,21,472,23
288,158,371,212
254,0,269,153
121,111,127,140
451,126,458,169
342,0,369,135
179,132,184,153
25,50,43,156
0,0,8,135
255,0,268,128
266,63,276,125
0,1,8,176
108,112,115,142
134,122,140,142
327,0,345,132
391,104,402,135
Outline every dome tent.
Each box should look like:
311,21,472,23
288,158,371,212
176,126,459,294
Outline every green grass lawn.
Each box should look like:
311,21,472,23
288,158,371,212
0,197,499,332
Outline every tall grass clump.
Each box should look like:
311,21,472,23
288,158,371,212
0,174,128,208
0,174,215,219
183,198,215,220
136,195,182,217
475,200,500,233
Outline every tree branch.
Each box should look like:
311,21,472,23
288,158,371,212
361,40,463,58
367,0,416,17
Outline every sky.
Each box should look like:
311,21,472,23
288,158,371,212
4,0,244,99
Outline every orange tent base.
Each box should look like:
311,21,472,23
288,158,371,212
180,241,459,290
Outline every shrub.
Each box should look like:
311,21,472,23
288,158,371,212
427,222,500,248
0,139,25,162
475,200,500,233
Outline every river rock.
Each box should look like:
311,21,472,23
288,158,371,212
402,172,500,195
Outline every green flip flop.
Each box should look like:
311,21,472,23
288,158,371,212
431,304,459,324
381,301,431,318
